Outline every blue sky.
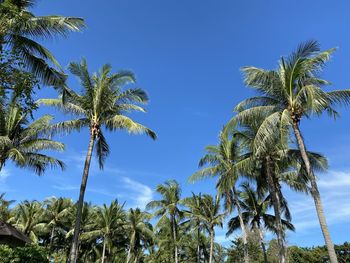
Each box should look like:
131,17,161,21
1,0,350,247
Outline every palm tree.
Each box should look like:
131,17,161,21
198,194,225,263
181,193,206,263
82,200,126,263
189,128,250,263
39,59,156,263
0,192,14,221
43,197,73,250
9,200,45,242
230,116,327,263
232,40,350,263
146,180,182,263
227,182,294,263
0,101,65,174
0,0,85,86
125,208,153,263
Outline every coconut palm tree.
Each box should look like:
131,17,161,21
197,194,225,263
227,182,294,263
0,0,85,86
231,40,349,263
43,197,73,250
9,200,45,242
231,116,327,263
0,100,65,174
125,208,153,263
189,128,250,263
146,180,182,263
0,192,14,221
82,200,126,263
181,193,206,263
38,59,156,263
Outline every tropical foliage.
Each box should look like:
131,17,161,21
1,1,349,262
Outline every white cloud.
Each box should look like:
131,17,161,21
121,176,153,209
288,170,350,233
0,168,11,191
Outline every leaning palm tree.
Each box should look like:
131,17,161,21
227,182,294,263
146,180,182,263
125,208,153,263
0,0,85,86
232,40,350,263
39,59,156,263
0,101,65,174
189,128,250,263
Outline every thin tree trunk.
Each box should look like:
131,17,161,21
50,226,55,250
101,236,106,263
68,133,95,263
209,227,214,263
292,121,338,263
265,157,286,263
197,224,201,263
172,215,179,263
126,246,132,263
233,187,250,263
256,225,268,263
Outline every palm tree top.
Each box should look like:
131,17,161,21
0,0,85,86
39,59,156,168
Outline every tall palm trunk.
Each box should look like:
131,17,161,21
265,157,286,263
292,121,338,263
233,187,249,263
172,215,179,263
68,132,95,263
209,227,214,263
101,236,106,263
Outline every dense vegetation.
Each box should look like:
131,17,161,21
0,0,349,262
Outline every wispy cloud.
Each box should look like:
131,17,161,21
0,168,11,191
288,170,350,233
121,176,153,209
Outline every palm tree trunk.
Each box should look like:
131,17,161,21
292,121,338,263
101,237,106,263
50,226,55,250
127,243,132,263
197,224,201,263
256,224,268,263
68,132,95,263
172,215,179,263
265,157,286,263
209,227,214,263
233,187,249,263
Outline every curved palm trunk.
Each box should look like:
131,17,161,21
292,122,338,263
101,236,106,263
127,246,132,263
233,187,250,263
68,133,95,263
265,157,286,263
209,227,214,263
